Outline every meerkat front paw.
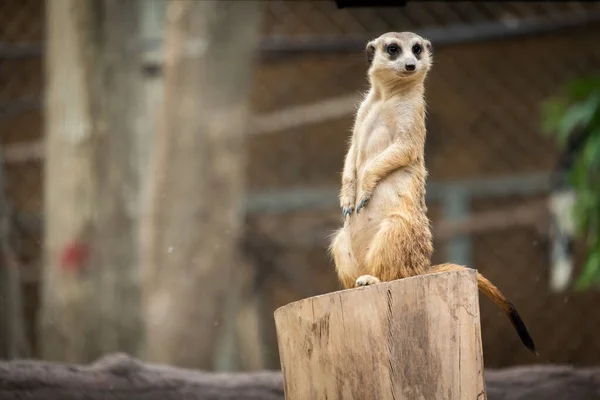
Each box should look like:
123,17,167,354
356,275,381,287
356,169,377,213
355,194,371,213
340,202,354,219
340,178,356,220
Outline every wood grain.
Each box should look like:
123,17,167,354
274,269,486,400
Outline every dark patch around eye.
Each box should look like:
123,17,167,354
412,43,422,60
385,43,400,60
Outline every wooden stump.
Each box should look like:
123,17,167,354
274,269,486,400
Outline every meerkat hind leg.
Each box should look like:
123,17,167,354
364,213,430,282
356,275,381,286
329,228,360,289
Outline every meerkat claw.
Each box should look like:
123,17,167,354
356,275,381,286
342,207,354,219
356,197,370,213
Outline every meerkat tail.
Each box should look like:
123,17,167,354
428,263,537,355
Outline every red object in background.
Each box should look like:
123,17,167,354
60,241,90,272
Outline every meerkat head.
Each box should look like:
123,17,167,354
365,32,433,84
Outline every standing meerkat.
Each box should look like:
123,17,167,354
328,31,537,354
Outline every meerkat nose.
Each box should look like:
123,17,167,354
405,60,416,71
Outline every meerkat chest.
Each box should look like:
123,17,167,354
355,102,413,161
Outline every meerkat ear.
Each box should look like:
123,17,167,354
365,42,376,66
425,40,433,53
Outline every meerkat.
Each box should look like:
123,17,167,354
328,32,537,354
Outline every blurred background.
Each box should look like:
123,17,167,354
1,0,600,373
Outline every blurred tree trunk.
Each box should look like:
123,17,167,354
140,0,263,369
138,0,165,200
40,0,144,362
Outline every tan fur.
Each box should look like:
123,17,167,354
328,32,536,353
329,32,434,287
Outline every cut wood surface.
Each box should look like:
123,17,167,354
0,353,599,400
274,270,486,400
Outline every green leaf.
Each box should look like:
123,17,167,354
566,76,600,99
540,98,568,139
582,130,600,167
542,75,600,292
556,95,600,142
575,251,600,291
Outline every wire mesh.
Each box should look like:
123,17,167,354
1,0,600,368
250,0,600,369
0,0,44,275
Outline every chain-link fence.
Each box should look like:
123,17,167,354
2,0,600,367
248,1,600,369
0,0,45,354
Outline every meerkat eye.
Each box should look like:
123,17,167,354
386,44,400,55
412,44,422,55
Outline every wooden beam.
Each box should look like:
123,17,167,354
263,199,548,250
0,90,361,165
274,270,486,399
1,140,44,164
435,200,548,239
1,352,600,400
3,8,600,61
443,188,472,266
244,174,551,214
248,93,360,136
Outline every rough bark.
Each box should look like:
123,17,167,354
140,0,263,369
41,0,144,362
0,353,598,400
